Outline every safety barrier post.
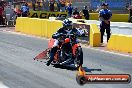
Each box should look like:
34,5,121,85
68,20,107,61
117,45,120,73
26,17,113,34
90,24,101,47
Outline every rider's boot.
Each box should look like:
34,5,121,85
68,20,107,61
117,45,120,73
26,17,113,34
46,53,54,66
46,47,58,66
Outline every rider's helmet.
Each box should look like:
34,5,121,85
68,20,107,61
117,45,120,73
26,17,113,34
63,19,72,28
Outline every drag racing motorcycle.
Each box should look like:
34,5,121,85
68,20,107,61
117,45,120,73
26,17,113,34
34,33,83,68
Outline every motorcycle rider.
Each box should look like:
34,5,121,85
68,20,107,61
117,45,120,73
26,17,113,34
46,19,85,66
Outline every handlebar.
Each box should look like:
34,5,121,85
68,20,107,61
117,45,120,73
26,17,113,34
59,33,77,38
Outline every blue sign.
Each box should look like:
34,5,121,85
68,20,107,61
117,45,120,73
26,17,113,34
90,0,130,10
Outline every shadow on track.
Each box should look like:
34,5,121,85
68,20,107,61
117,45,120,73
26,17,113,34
52,65,102,72
83,67,102,73
53,64,77,71
41,61,102,72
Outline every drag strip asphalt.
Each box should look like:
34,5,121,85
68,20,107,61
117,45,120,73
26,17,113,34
0,29,132,88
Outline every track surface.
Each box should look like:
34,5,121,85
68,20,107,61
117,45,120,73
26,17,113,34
0,27,132,88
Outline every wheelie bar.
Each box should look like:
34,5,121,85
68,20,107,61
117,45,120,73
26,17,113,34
33,48,50,61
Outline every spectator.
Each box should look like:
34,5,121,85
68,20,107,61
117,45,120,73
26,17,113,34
66,3,73,17
59,0,66,12
73,7,79,15
0,5,4,25
37,0,41,11
4,4,15,17
55,0,60,11
14,7,21,17
126,3,129,10
80,6,89,20
99,3,112,43
4,4,15,25
32,0,36,11
44,0,49,11
21,3,29,17
49,0,55,12
128,5,132,22
72,7,82,19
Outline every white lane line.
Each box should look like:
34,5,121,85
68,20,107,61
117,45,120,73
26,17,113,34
0,82,9,88
3,30,132,58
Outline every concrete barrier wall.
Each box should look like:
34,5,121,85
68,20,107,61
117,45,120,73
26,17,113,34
29,11,129,22
70,18,101,47
16,17,132,52
107,34,132,53
15,17,101,47
15,17,63,38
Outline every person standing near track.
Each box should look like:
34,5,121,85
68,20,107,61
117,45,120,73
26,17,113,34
49,0,55,12
128,4,132,22
80,6,89,20
0,5,4,25
0,2,4,25
59,0,66,12
99,3,112,43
